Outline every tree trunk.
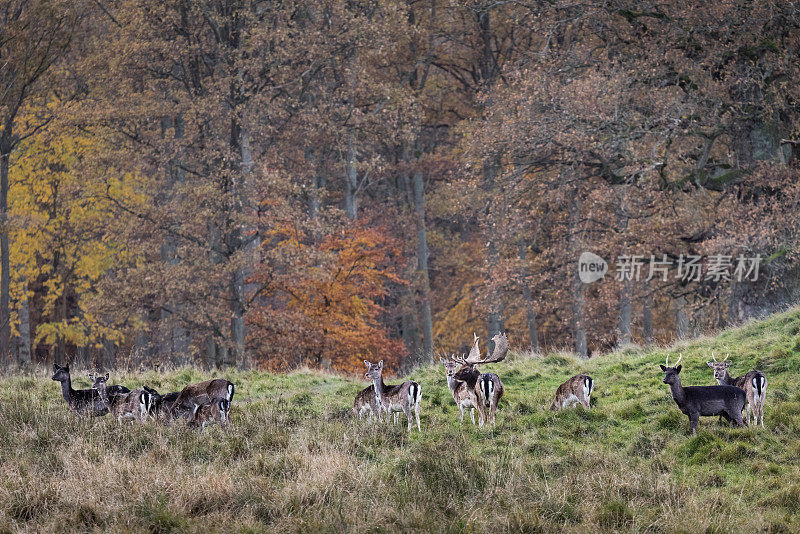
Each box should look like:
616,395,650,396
0,141,10,359
642,278,654,344
344,131,358,220
102,335,116,370
675,293,689,339
18,279,31,366
483,157,505,353
569,193,588,358
618,278,632,345
615,187,632,346
517,240,539,353
412,169,434,362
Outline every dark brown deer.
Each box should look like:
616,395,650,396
660,354,746,434
142,386,181,420
190,399,231,432
168,378,235,420
550,374,594,410
453,333,507,429
706,353,767,428
364,360,421,431
92,374,151,423
51,364,129,417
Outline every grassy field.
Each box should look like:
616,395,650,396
2,310,800,533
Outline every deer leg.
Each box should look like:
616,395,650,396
404,406,413,431
477,403,487,428
689,412,699,434
470,408,475,425
458,405,464,424
745,402,752,426
415,405,421,432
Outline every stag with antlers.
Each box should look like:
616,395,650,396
452,332,508,429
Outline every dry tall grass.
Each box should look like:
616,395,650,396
2,310,800,532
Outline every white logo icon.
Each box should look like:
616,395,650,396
578,252,607,284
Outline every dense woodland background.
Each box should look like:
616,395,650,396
1,0,799,373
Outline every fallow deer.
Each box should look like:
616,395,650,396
364,360,421,431
440,357,478,425
706,353,767,428
168,378,235,420
661,353,746,434
190,399,231,432
453,332,507,429
142,386,181,420
51,364,128,417
352,367,381,420
92,373,151,423
550,374,594,410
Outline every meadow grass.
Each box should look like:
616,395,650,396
2,310,800,532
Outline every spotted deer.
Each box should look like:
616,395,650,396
353,364,381,420
453,332,507,429
190,399,231,432
440,357,478,425
51,364,129,417
92,373,151,423
169,378,235,420
364,360,421,431
706,353,767,428
550,374,594,410
661,353,746,434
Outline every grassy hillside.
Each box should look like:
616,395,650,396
2,309,800,533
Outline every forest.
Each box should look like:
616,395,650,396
2,0,799,374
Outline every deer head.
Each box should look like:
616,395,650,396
364,360,383,380
51,363,70,382
90,373,111,400
705,352,731,381
440,357,461,378
659,353,683,385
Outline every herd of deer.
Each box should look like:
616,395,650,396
51,364,235,431
353,331,769,436
51,335,768,436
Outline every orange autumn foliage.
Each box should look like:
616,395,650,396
248,223,405,375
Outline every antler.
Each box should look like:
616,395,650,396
460,333,481,364
723,353,729,361
665,352,683,368
463,332,509,365
711,352,717,362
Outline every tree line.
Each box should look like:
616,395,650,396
1,0,799,373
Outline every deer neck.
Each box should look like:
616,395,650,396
669,378,686,406
372,376,387,405
717,370,732,385
96,386,111,408
446,375,460,395
59,375,74,405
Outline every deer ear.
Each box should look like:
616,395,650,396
675,364,682,373
706,361,714,368
53,363,59,371
104,373,109,381
364,360,370,367
64,364,69,372
378,360,383,369
88,373,95,380
659,364,667,371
